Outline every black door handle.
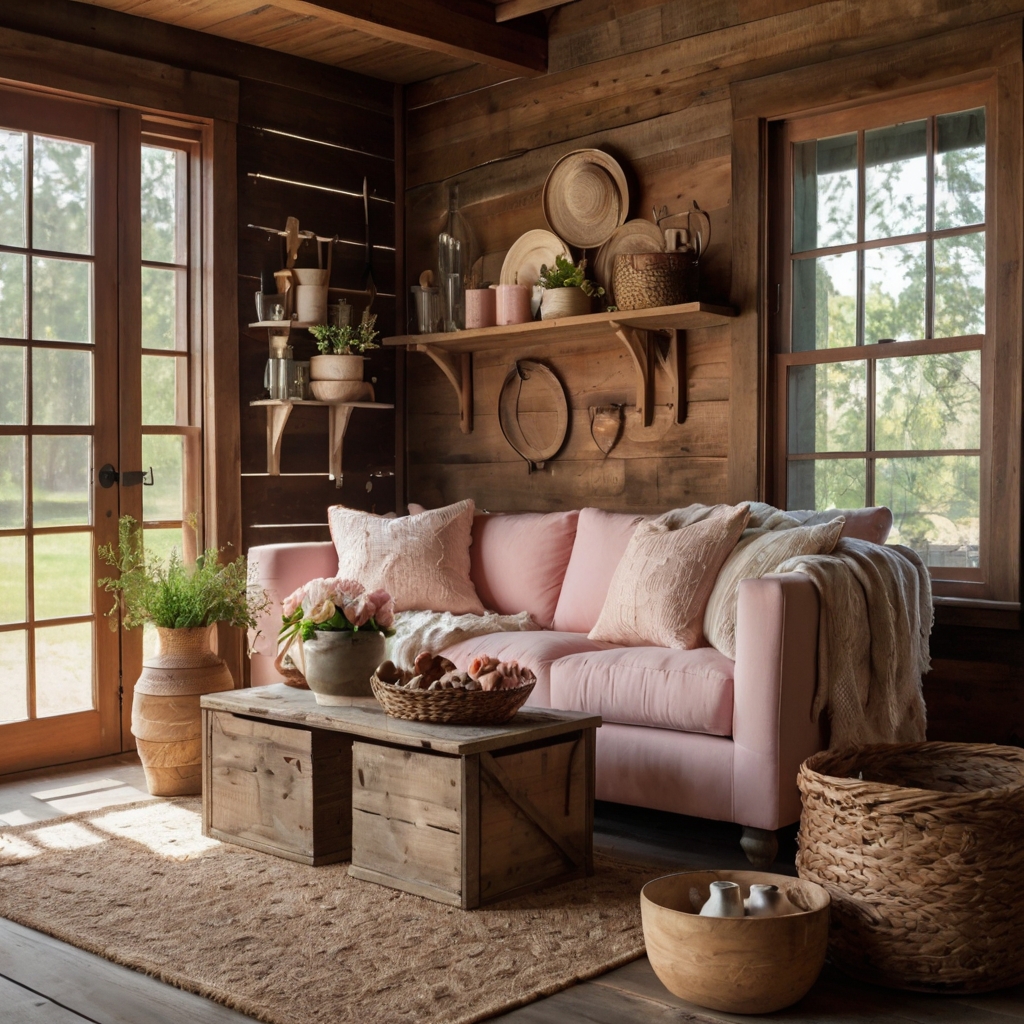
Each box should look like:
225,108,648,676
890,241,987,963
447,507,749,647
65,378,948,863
98,464,154,488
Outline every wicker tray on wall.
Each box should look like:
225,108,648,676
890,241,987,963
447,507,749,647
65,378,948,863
797,742,1024,993
370,674,535,726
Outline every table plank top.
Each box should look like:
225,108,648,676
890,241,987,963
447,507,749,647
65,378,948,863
201,684,601,755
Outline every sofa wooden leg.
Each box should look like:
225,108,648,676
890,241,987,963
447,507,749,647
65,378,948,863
740,827,779,869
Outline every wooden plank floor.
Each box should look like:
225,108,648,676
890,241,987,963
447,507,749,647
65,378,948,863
2,754,1023,1024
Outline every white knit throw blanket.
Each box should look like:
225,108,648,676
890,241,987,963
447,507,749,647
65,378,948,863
385,609,540,672
778,537,932,748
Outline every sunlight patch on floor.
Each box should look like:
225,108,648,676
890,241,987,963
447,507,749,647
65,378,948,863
32,778,127,801
29,820,107,851
44,784,155,815
0,832,42,862
89,802,220,860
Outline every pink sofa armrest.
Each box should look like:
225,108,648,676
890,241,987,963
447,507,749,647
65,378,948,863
247,542,338,684
732,572,823,831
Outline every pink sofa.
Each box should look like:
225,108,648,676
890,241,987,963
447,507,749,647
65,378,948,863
248,507,825,865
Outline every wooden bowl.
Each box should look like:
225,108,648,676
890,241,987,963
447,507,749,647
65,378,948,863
641,870,830,1014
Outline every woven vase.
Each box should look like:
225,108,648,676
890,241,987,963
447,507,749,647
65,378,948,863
131,626,234,797
797,742,1024,993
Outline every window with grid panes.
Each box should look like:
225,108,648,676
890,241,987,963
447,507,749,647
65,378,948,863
774,87,990,591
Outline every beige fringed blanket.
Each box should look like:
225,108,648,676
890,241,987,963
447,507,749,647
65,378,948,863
778,537,932,748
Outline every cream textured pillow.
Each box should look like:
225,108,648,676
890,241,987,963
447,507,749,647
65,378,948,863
328,499,485,615
588,503,751,650
703,518,845,658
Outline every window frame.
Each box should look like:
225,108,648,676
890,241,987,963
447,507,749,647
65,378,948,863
770,81,994,598
729,22,1022,616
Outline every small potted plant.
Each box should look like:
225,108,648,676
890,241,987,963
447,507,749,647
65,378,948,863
98,516,268,796
309,313,379,384
537,255,605,320
278,578,395,704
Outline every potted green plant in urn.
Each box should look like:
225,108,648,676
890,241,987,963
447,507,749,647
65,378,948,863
98,517,268,797
537,255,605,320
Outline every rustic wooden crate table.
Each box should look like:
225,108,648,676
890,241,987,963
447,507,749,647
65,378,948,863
201,684,600,908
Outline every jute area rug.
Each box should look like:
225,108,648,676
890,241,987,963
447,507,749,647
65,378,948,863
0,798,657,1024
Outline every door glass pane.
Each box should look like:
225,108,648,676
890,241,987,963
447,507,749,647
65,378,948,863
33,434,90,527
788,361,866,453
934,233,985,338
32,257,92,343
0,630,28,724
142,146,180,264
935,108,985,231
0,435,25,529
787,458,866,511
32,348,92,425
0,129,26,248
141,266,179,350
877,455,980,567
0,252,26,339
876,351,981,451
32,137,92,256
864,243,926,343
142,355,184,425
34,532,92,620
792,134,857,252
865,119,927,240
0,535,25,623
142,434,183,521
0,345,25,423
35,621,93,717
792,251,857,351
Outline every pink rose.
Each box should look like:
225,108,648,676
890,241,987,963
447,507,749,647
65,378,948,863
331,578,364,599
342,593,373,628
282,585,304,617
308,598,336,625
366,589,394,628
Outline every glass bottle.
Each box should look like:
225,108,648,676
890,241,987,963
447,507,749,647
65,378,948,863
438,184,477,332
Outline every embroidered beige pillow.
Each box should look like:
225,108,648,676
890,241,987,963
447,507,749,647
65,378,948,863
328,499,485,615
588,503,751,649
703,518,845,658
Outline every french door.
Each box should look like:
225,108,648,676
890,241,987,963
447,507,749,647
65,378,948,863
0,89,201,774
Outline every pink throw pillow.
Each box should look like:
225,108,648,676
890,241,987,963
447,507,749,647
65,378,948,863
588,503,751,650
469,511,579,628
551,508,647,634
327,499,485,615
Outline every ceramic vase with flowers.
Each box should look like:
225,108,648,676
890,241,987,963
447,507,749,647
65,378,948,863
98,516,268,797
308,314,379,402
278,577,395,704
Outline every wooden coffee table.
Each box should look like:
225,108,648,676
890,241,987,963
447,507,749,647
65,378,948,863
201,684,600,908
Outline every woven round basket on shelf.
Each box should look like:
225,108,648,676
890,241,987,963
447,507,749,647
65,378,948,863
370,674,535,726
797,742,1024,993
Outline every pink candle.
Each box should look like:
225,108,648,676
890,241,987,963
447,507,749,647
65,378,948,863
465,288,497,329
494,284,532,325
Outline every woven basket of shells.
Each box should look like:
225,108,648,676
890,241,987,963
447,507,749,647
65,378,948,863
371,653,536,726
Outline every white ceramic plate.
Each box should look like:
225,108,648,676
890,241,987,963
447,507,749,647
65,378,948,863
499,229,570,289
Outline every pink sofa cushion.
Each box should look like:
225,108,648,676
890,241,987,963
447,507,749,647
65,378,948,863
440,630,613,707
468,511,579,629
550,646,735,737
551,508,646,633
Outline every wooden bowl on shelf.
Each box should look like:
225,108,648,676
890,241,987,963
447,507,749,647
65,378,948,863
641,870,830,1014
309,380,368,402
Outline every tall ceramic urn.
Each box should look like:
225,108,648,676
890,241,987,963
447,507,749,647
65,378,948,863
131,626,234,796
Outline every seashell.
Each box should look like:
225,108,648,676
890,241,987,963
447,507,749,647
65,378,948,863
464,680,481,691
375,660,402,684
414,651,434,674
478,671,502,691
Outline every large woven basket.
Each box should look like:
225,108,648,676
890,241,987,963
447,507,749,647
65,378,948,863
612,251,698,309
370,674,535,726
797,742,1024,993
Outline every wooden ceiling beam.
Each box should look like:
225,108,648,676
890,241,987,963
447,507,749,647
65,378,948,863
283,0,547,75
493,0,574,24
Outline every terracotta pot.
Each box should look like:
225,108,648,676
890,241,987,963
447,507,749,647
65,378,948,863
131,626,234,797
303,629,384,704
540,286,591,320
310,353,364,381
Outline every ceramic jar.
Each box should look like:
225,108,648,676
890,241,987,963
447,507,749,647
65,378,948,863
293,268,330,324
745,884,797,917
131,626,235,797
540,286,591,320
494,284,532,325
303,629,385,704
699,880,745,918
310,353,364,381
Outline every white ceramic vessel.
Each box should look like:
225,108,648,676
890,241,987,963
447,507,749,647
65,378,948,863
302,629,385,704
699,880,745,918
745,883,798,917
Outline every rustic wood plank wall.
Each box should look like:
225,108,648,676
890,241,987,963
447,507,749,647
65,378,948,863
403,0,1024,743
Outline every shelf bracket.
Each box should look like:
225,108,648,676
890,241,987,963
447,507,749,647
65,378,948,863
654,328,687,424
328,404,356,488
266,402,294,476
415,345,473,434
613,325,655,427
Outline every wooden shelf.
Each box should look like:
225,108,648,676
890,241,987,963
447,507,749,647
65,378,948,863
248,320,316,330
383,301,736,434
249,397,394,485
